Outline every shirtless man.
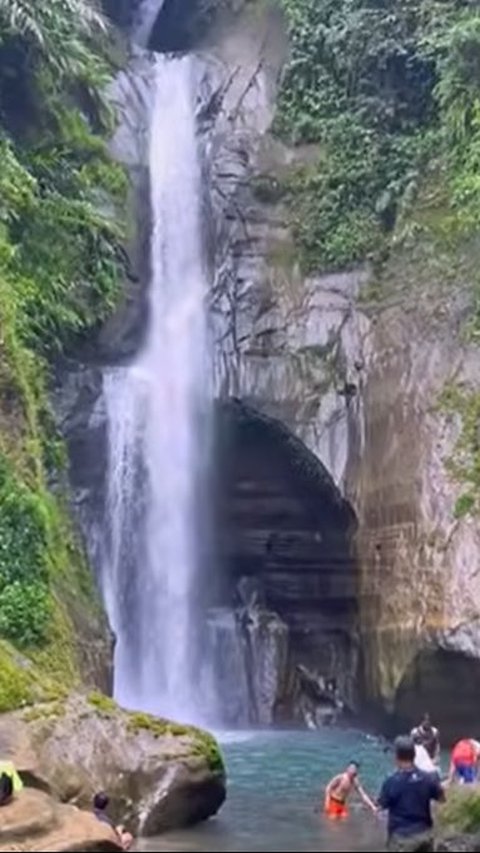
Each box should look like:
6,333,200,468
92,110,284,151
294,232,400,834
411,713,440,763
324,761,377,819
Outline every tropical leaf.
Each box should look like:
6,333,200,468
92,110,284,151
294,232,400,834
0,0,107,43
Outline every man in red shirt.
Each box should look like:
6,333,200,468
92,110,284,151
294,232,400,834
448,739,480,785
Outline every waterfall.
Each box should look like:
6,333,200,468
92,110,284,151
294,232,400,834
102,54,212,722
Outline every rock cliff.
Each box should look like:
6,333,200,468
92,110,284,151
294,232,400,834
56,0,480,736
200,0,480,737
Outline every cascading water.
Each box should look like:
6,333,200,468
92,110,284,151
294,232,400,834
102,54,212,722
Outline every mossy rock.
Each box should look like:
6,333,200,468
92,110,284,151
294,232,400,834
126,710,224,773
2,692,226,837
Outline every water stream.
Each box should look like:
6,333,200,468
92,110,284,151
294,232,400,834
103,54,212,721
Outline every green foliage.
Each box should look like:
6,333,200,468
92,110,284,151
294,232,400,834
0,459,51,645
0,0,125,354
0,0,109,95
88,690,117,715
0,642,34,710
440,384,480,518
0,0,124,672
454,492,476,519
22,699,66,722
0,581,51,646
275,0,480,272
438,786,480,834
433,13,480,234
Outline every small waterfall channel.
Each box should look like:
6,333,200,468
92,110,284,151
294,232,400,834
102,47,213,721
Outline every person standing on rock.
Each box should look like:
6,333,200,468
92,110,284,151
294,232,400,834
378,736,444,851
411,714,440,764
324,761,377,819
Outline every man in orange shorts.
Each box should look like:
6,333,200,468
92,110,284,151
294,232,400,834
324,761,377,819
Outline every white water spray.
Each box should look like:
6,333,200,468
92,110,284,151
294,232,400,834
133,0,166,47
103,55,211,721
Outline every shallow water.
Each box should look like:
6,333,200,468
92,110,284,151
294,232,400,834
137,729,393,852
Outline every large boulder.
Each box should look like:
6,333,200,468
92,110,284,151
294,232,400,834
0,788,122,852
0,694,226,836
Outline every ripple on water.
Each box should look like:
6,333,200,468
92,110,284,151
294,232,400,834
137,729,391,852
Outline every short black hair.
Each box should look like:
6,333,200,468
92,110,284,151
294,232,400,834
348,760,360,769
395,736,416,763
93,791,109,811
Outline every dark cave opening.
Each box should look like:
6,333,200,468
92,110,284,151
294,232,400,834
102,0,223,52
211,399,360,720
148,0,219,53
394,649,480,744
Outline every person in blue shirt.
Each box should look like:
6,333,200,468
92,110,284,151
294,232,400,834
378,736,445,851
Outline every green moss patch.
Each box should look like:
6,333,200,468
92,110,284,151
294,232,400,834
439,384,480,519
127,711,224,773
88,691,117,716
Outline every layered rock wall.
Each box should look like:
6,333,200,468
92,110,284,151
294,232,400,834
201,0,480,737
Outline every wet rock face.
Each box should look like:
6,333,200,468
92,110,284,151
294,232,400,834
201,0,480,738
200,0,367,488
209,401,359,724
198,2,362,724
350,286,480,739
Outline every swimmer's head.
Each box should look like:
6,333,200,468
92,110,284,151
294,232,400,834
421,712,432,731
93,791,109,812
347,760,360,779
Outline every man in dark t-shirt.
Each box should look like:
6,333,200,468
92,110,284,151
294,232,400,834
378,736,444,851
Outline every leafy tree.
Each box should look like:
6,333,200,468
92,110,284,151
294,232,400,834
0,0,125,649
275,0,480,271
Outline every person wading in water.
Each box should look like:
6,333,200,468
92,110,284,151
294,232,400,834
448,738,480,784
378,736,444,851
324,761,377,819
411,714,440,764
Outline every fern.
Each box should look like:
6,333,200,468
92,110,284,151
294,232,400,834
0,0,109,90
0,0,107,42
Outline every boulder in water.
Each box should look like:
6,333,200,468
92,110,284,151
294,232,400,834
0,693,226,836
